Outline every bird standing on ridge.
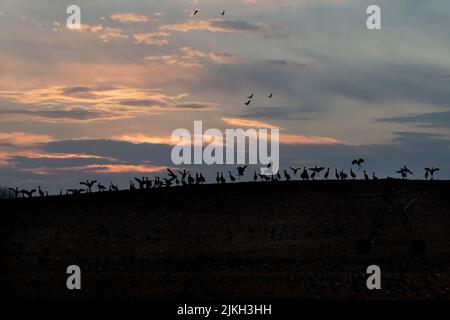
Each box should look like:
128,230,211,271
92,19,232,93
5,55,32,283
397,166,413,179
425,167,440,180
324,168,330,180
237,166,248,179
352,158,365,170
80,180,97,193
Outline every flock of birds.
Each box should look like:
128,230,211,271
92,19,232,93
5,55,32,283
6,159,442,199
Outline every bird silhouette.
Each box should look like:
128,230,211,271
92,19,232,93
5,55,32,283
244,100,251,106
372,172,379,180
237,165,248,179
220,173,226,184
324,168,330,180
177,169,189,181
20,189,36,198
80,180,97,193
397,165,413,179
350,169,357,179
425,167,440,180
134,177,146,189
38,186,45,197
193,9,199,16
289,167,301,176
352,158,365,170
229,171,236,182
97,183,106,192
301,167,310,181
167,168,178,179
110,182,119,192
187,174,195,185
253,171,258,181
221,10,226,16
309,166,325,179
283,170,291,181
216,172,221,184
247,93,254,99
335,169,340,180
9,187,20,198
364,170,370,180
268,93,273,98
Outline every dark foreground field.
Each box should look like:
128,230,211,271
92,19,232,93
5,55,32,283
1,180,450,300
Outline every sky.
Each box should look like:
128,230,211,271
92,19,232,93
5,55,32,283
1,0,450,192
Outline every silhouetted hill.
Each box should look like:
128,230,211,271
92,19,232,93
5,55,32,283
1,180,450,300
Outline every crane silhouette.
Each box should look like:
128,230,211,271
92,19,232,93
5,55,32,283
109,182,119,192
364,170,370,180
247,93,254,99
350,169,357,179
237,166,248,179
352,158,365,170
397,166,413,179
229,171,236,182
8,187,20,198
97,183,106,192
20,189,36,198
38,186,45,197
283,170,291,181
244,100,251,106
193,9,199,16
425,167,440,180
289,167,301,177
301,167,310,181
80,180,97,193
177,169,189,181
324,168,330,180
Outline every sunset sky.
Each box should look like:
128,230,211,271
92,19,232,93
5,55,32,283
1,0,450,192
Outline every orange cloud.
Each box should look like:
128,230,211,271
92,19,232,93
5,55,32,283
145,47,240,68
110,13,150,23
221,117,280,129
112,134,175,145
0,86,216,123
78,164,167,173
133,32,170,45
0,132,54,146
280,134,342,145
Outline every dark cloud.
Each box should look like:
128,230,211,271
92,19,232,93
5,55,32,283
0,108,111,120
119,99,161,107
376,111,450,128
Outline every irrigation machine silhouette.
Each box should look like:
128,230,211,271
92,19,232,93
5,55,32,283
347,185,426,255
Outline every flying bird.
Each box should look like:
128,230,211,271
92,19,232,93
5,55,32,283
268,93,273,98
193,10,199,16
245,100,251,106
221,10,226,16
247,93,254,99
